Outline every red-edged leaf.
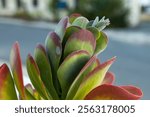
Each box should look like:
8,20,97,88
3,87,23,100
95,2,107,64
72,16,89,29
57,50,90,99
10,42,26,99
34,44,59,99
120,86,143,99
62,26,81,48
102,72,115,85
26,54,52,100
0,64,17,100
64,29,96,58
25,84,36,100
85,84,143,100
45,32,62,95
67,57,101,99
69,13,81,23
73,57,116,99
66,56,97,99
87,27,100,40
45,31,62,71
25,84,41,100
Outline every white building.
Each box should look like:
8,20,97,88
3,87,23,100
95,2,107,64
0,0,75,20
0,0,17,16
125,0,141,27
0,0,54,20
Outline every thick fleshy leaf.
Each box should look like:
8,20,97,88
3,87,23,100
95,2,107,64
73,57,116,100
102,72,115,85
69,13,81,23
72,16,89,29
67,57,100,99
95,32,108,54
0,64,18,100
95,16,110,31
62,26,81,48
26,84,42,100
92,17,99,27
64,29,96,58
87,17,110,31
34,44,59,99
25,84,42,100
58,50,90,99
45,32,62,72
66,56,97,99
45,32,62,94
10,42,26,99
26,54,52,100
85,84,143,100
55,17,68,41
87,27,100,40
25,84,36,100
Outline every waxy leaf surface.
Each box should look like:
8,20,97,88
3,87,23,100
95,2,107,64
95,32,108,54
45,32,62,94
62,26,80,48
26,54,51,100
58,50,90,99
73,57,116,99
69,13,81,23
87,27,100,40
66,56,97,99
64,29,96,58
0,64,17,100
72,16,89,29
25,84,36,100
10,42,26,99
85,84,143,100
34,44,59,99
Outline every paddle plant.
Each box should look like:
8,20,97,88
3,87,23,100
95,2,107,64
0,14,143,100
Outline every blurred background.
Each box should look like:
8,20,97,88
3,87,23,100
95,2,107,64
0,0,150,99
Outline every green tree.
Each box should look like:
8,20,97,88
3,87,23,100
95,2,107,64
73,0,128,27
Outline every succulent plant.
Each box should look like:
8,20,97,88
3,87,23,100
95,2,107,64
0,14,143,100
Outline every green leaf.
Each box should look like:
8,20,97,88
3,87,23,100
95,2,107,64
34,44,59,99
66,56,100,99
64,29,96,58
26,54,52,100
57,50,90,99
0,64,18,100
87,27,100,40
55,17,68,41
25,84,42,100
10,42,26,99
62,26,81,48
95,32,108,54
45,32,62,95
72,16,89,29
25,85,36,100
92,16,99,27
69,13,81,23
73,57,116,100
95,16,110,31
45,32,62,73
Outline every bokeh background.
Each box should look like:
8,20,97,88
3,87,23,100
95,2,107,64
0,0,150,99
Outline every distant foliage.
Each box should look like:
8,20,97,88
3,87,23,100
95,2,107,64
73,0,128,27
